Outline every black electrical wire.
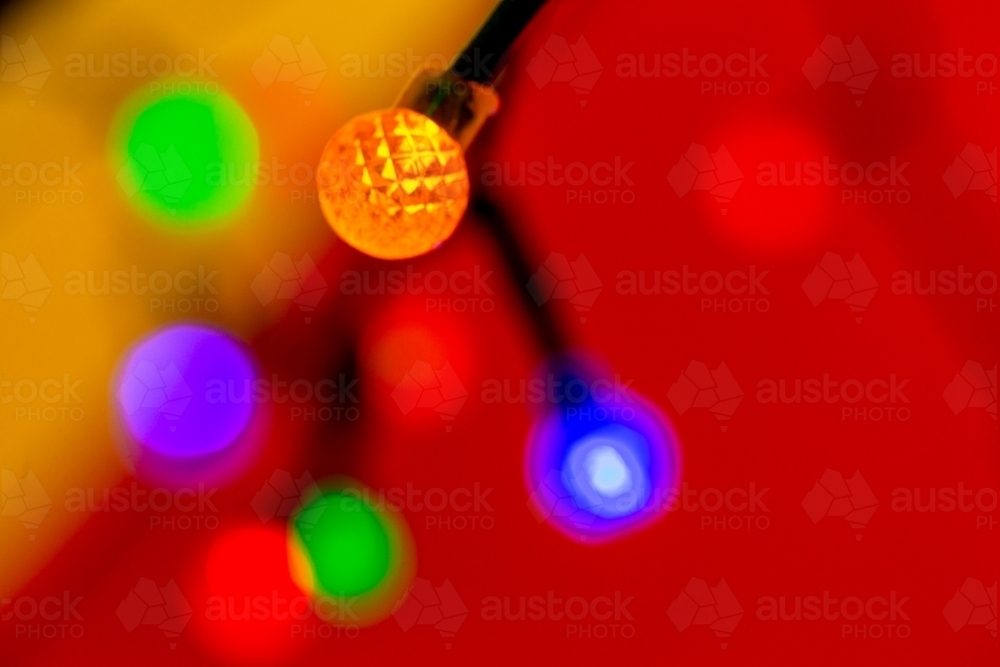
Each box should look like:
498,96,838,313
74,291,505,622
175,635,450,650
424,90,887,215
471,194,567,355
443,2,568,351
452,0,549,83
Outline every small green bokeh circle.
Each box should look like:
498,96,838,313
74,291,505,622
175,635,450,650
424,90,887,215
112,87,258,226
294,491,392,597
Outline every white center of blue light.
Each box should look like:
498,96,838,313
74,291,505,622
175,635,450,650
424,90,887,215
585,445,632,497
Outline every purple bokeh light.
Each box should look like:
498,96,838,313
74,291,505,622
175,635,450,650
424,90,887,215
115,323,256,459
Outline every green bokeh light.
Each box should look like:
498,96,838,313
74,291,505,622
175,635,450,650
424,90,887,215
113,88,258,225
294,491,393,597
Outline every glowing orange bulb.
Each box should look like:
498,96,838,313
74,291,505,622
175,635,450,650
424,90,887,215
317,108,470,260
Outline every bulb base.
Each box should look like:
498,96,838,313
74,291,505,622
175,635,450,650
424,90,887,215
394,67,500,150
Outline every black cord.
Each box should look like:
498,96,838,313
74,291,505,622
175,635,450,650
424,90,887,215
452,0,549,84
471,195,566,355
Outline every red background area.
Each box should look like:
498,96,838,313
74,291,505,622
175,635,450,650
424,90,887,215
5,0,997,665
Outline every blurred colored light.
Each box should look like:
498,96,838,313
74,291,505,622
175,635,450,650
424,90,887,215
359,301,475,429
564,428,649,518
294,490,390,596
525,358,681,543
289,480,416,626
113,88,258,224
368,324,450,387
707,118,832,252
317,108,469,259
115,323,256,458
191,525,303,664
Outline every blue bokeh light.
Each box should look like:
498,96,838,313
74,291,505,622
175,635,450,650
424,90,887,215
525,354,681,542
563,426,651,519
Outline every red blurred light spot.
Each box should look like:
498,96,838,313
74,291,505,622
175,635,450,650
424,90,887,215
367,324,451,387
190,525,304,664
358,297,474,429
708,118,834,252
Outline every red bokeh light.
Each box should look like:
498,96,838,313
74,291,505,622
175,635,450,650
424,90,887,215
189,525,305,665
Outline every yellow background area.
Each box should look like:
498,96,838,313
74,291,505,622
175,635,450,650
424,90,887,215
0,0,494,594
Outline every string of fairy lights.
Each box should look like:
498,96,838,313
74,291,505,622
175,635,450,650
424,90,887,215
110,0,680,628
